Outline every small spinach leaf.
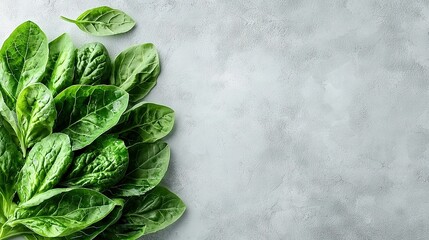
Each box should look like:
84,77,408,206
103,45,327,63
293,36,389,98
110,43,160,102
75,43,111,85
107,141,170,197
16,133,72,202
105,186,185,238
0,21,48,109
113,102,174,144
63,135,128,191
16,83,56,152
54,85,129,151
43,33,76,96
61,6,136,36
8,188,116,238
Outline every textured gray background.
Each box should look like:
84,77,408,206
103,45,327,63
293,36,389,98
2,0,429,239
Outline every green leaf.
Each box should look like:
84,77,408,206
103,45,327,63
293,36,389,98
63,135,128,191
113,102,174,144
104,186,185,238
75,43,111,85
43,33,76,96
0,224,32,240
107,141,170,197
65,198,124,240
8,188,116,238
16,133,72,202
0,21,48,109
16,83,56,152
61,6,136,36
110,43,160,102
0,93,19,145
54,85,129,151
0,125,23,221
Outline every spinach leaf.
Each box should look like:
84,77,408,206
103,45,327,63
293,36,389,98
63,136,128,191
104,186,185,238
8,188,116,238
112,102,174,144
75,43,111,85
16,83,56,153
0,94,19,145
54,85,129,151
65,198,124,240
0,224,32,239
0,21,48,109
43,33,76,96
61,6,136,36
16,133,72,202
107,141,170,197
0,125,23,221
110,43,160,102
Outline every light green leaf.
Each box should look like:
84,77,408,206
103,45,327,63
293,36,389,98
61,6,136,36
0,21,48,109
16,83,56,152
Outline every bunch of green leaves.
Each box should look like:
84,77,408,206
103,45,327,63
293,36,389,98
0,20,185,240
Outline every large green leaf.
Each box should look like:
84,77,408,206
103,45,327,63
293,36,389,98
16,133,72,202
54,85,129,151
113,102,174,144
65,198,124,240
16,83,56,153
74,43,111,85
63,135,128,191
0,21,48,109
0,125,23,222
61,6,136,36
8,188,116,238
110,43,160,102
43,33,75,96
107,141,170,197
103,186,185,239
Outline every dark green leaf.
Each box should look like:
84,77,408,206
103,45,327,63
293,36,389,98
8,188,116,238
61,6,136,36
107,141,169,197
54,85,129,151
104,186,185,239
110,43,160,102
0,21,48,109
63,136,128,191
16,133,72,202
75,43,111,85
65,198,124,240
44,33,76,96
16,83,56,152
113,102,174,144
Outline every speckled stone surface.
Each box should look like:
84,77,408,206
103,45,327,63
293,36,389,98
3,0,429,239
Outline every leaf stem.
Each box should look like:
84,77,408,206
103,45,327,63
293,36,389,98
60,16,77,23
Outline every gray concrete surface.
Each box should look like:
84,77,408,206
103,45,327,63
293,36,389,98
2,0,429,239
